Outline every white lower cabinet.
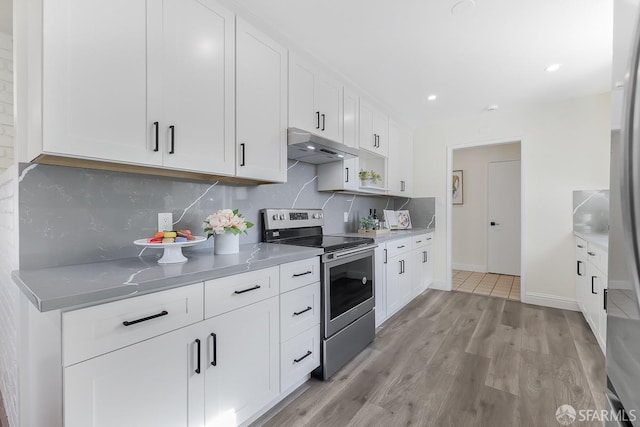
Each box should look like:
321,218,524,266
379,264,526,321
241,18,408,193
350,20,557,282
202,296,280,427
63,258,322,427
574,236,608,353
64,325,195,427
386,252,412,318
374,245,387,327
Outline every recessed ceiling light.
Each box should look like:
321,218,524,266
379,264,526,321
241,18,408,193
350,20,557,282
307,145,315,150
545,63,561,72
427,94,437,101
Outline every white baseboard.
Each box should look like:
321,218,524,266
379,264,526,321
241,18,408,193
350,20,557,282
452,263,487,273
428,281,450,291
525,292,579,311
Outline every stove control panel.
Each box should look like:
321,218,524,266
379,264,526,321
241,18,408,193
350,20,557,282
261,208,324,230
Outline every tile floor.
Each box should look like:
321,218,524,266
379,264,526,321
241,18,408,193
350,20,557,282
453,270,520,300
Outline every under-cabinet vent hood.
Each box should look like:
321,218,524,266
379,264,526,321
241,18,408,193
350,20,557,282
287,128,359,164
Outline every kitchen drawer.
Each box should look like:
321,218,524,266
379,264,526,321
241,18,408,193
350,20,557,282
205,266,279,318
412,233,433,249
587,243,608,276
280,282,320,342
280,257,321,293
575,236,587,258
63,283,203,367
386,237,413,258
280,324,320,391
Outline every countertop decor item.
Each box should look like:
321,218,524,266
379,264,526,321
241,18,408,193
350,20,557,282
204,209,254,254
134,236,206,264
358,169,381,187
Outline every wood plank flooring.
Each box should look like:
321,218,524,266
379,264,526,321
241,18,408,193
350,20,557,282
254,290,605,427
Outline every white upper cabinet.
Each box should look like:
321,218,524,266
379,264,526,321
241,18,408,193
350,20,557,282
42,0,236,176
235,18,288,182
343,88,359,149
43,0,159,166
161,0,235,175
359,99,388,157
289,54,343,143
387,120,413,197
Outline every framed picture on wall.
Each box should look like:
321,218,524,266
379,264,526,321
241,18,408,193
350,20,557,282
452,170,463,205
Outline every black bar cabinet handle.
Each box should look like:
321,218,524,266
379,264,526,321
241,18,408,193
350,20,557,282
399,260,403,274
604,289,608,311
316,111,320,129
591,276,597,294
373,134,377,147
577,260,583,276
195,339,201,374
153,121,159,152
293,271,312,277
321,113,326,131
577,244,585,248
240,143,246,166
234,285,261,294
345,167,349,182
122,310,168,326
210,333,217,366
294,351,312,363
588,251,596,256
416,240,422,244
169,125,175,154
384,248,387,264
423,251,427,263
293,306,312,316
397,245,405,249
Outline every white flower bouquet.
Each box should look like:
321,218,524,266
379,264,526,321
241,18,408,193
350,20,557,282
203,209,254,238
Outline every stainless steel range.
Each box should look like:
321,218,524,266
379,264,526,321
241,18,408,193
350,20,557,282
261,208,377,380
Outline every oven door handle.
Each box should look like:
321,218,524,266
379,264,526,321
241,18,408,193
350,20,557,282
324,245,378,261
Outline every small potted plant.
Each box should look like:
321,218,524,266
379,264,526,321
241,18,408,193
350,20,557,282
360,215,376,230
359,169,382,187
203,209,254,254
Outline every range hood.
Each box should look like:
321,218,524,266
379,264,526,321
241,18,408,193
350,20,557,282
287,127,359,164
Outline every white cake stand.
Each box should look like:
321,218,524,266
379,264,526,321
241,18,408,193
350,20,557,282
134,236,207,264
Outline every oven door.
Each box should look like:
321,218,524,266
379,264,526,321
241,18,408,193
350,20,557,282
322,246,375,337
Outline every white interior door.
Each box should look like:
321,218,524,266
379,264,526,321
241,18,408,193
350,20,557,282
487,160,521,276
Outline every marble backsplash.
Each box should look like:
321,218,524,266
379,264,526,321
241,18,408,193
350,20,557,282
19,161,435,269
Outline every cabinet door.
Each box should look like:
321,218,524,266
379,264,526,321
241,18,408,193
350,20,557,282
43,0,161,166
388,120,413,196
586,264,601,337
314,74,343,142
203,296,280,427
424,245,433,289
374,246,387,327
289,56,316,132
343,88,359,148
64,326,202,427
359,100,376,154
412,247,431,297
236,18,287,182
162,0,235,175
386,255,411,317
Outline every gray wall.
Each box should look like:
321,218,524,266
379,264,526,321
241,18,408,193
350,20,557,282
19,161,436,269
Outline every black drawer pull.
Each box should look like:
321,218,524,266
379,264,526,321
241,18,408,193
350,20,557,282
416,240,422,243
316,111,320,129
293,271,312,277
397,245,405,249
210,333,217,366
577,244,585,248
591,276,597,294
321,113,326,131
169,125,175,154
577,260,583,276
122,310,168,326
588,251,596,256
426,237,432,240
604,289,608,311
294,350,312,363
195,338,201,374
293,306,312,316
234,285,261,294
240,143,246,167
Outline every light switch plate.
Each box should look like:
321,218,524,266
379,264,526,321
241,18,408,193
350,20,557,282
158,213,173,232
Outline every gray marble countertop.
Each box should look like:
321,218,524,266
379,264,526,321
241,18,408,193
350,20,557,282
574,231,609,250
338,228,435,243
13,243,324,313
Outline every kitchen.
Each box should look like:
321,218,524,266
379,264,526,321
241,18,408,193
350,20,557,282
0,0,625,426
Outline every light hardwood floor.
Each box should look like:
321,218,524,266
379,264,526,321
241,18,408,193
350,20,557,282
254,290,605,427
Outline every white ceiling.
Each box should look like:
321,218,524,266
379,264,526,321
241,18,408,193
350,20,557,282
233,0,613,127
0,0,11,35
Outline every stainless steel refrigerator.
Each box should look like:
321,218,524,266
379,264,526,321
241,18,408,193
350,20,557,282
607,12,640,421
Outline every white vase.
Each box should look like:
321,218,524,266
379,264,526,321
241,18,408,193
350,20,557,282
214,233,239,254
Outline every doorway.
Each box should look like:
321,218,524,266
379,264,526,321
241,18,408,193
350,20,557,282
448,141,523,301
